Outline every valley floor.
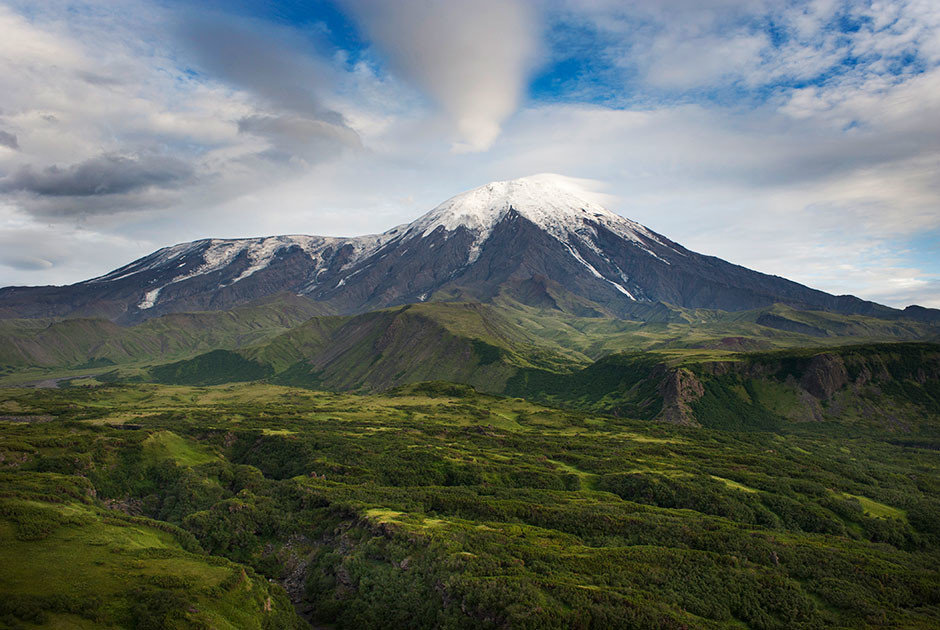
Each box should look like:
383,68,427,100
1,381,938,629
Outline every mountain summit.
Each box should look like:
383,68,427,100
406,174,661,265
0,175,916,322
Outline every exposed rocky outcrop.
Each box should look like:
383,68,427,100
682,344,940,429
800,353,849,399
656,368,705,426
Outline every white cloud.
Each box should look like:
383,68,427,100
0,209,153,286
0,1,378,220
644,32,768,89
567,0,940,96
341,0,541,152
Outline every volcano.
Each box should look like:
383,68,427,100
0,174,920,323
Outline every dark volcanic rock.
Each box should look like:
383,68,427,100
0,174,923,323
800,353,850,399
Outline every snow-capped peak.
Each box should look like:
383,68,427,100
85,174,674,312
407,174,608,234
402,173,665,263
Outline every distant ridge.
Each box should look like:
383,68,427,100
0,174,934,323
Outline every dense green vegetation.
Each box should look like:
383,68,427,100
492,300,940,358
151,350,274,386
1,381,938,628
504,342,940,431
0,293,325,374
0,464,300,629
39,298,924,437
2,299,939,628
505,352,665,418
3,300,938,392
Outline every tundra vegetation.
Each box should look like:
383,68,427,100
1,374,938,629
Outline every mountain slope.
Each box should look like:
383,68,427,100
152,302,584,393
492,300,940,359
135,299,940,433
0,293,326,369
4,296,937,386
3,174,933,324
259,302,586,392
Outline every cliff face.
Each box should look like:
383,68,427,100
683,343,940,431
800,353,849,399
656,368,705,426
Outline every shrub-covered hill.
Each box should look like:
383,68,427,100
145,334,940,434
492,300,940,358
0,293,326,371
148,302,585,392
0,471,301,628
1,382,938,629
4,297,938,388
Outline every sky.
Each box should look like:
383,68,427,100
0,0,938,308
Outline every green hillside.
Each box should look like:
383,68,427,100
492,300,940,359
2,297,939,627
153,302,584,393
151,350,275,386
3,299,937,386
0,293,326,373
133,301,940,435
507,342,940,430
0,468,300,628
132,301,939,398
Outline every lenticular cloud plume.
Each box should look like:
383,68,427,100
343,0,539,153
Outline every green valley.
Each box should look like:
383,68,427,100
1,300,939,629
0,381,938,628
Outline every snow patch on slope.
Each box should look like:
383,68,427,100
90,241,204,284
101,233,396,310
563,243,636,300
224,236,339,287
138,288,161,310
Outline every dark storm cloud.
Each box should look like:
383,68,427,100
1,153,194,197
0,130,18,150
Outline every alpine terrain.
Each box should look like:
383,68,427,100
1,175,939,630
1,174,930,323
